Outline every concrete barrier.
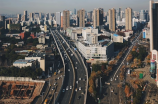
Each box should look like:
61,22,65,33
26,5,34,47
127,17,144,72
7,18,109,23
57,31,76,104
73,49,88,104
51,30,66,104
0,76,45,83
70,45,88,104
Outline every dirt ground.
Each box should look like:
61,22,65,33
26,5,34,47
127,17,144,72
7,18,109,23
0,81,44,104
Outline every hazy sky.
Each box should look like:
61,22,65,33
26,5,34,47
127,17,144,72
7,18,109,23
0,0,150,14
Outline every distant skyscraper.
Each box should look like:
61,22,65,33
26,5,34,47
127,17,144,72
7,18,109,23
125,7,132,30
77,9,85,27
61,12,63,28
0,16,5,28
17,14,21,21
74,9,76,15
63,10,70,30
87,11,93,22
0,16,5,21
39,12,42,19
150,0,158,51
118,7,122,21
5,19,9,29
109,8,116,32
145,10,149,22
29,13,34,20
24,10,27,21
140,10,145,20
56,12,61,26
93,8,103,28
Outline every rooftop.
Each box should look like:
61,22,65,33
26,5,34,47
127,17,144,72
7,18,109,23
13,59,34,64
113,34,119,37
28,53,45,58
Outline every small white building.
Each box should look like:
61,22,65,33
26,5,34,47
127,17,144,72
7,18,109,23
111,34,123,43
25,53,45,71
13,59,35,68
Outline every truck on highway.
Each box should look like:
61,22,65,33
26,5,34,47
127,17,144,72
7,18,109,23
44,99,48,104
105,82,110,85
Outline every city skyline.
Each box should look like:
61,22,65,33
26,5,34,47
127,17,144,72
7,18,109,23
1,0,150,14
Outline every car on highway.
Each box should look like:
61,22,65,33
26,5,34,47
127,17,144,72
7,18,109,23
117,75,118,77
75,88,77,92
111,89,113,92
110,78,113,81
76,81,78,84
62,89,65,92
78,96,81,100
68,69,70,71
115,78,116,81
70,86,72,89
54,82,57,85
52,87,55,90
79,87,81,90
79,78,81,80
57,77,60,79
66,86,69,90
75,67,77,69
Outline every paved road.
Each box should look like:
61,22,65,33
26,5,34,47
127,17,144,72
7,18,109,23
51,30,74,104
101,32,142,104
55,30,87,104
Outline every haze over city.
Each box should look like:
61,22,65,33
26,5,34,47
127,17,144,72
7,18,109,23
1,0,149,14
1,0,158,104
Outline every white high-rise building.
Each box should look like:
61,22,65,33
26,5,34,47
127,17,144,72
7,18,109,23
56,12,61,26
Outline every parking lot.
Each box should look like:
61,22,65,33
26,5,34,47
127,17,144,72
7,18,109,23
125,65,158,104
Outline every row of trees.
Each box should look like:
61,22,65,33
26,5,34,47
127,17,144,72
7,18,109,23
126,45,147,68
114,41,129,51
0,66,42,79
0,44,26,64
146,53,151,65
88,71,101,99
119,65,126,81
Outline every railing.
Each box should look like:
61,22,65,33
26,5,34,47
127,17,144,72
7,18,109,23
52,30,76,104
75,49,88,104
58,31,88,104
51,30,66,104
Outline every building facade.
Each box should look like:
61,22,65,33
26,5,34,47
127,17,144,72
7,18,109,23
109,8,116,32
150,0,158,87
25,53,45,71
125,8,132,30
24,10,27,21
93,8,103,28
112,34,123,43
61,12,63,28
77,40,114,62
150,0,158,51
77,9,85,27
63,10,70,30
17,14,21,21
56,12,61,26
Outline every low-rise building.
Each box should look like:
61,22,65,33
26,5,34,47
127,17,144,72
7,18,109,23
13,59,36,68
111,34,123,43
2,43,11,47
76,38,114,63
25,53,45,71
142,28,150,39
66,27,84,37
